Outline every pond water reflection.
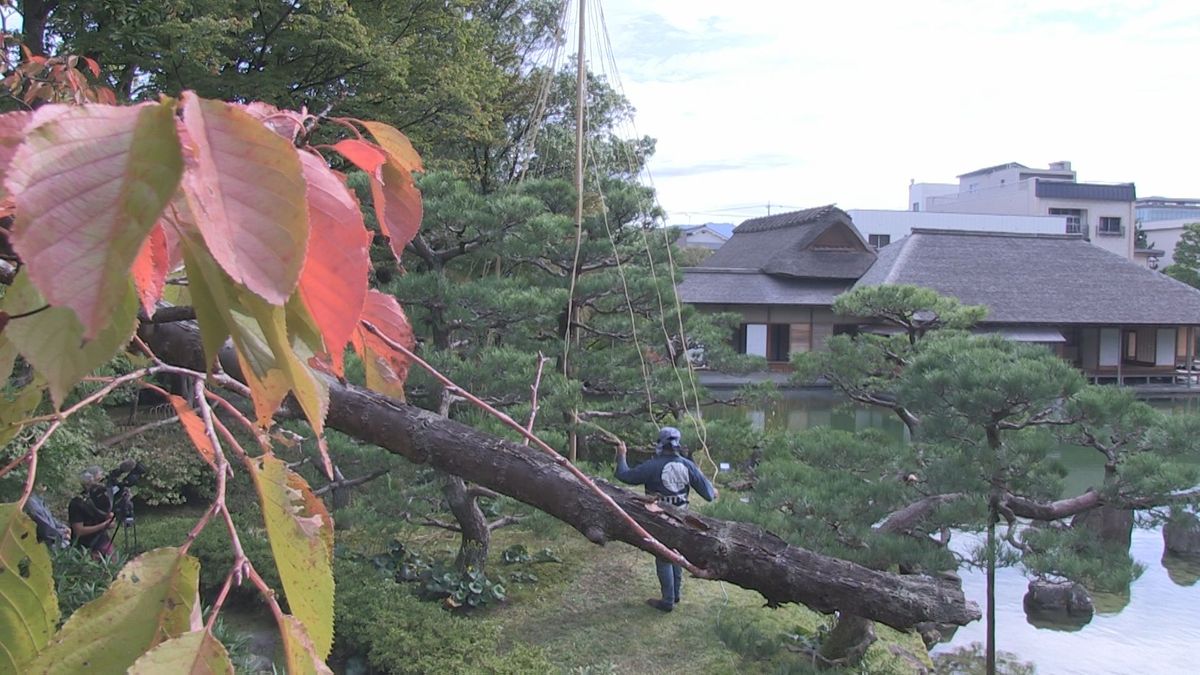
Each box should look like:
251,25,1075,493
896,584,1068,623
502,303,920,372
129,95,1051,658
705,390,1200,674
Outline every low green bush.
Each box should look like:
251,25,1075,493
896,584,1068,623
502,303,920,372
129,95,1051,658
50,546,125,622
133,508,281,603
334,556,552,674
93,425,214,507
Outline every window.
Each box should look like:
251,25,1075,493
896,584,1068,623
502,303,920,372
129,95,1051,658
1099,217,1123,236
767,324,790,362
868,234,891,249
1049,208,1085,235
911,202,920,212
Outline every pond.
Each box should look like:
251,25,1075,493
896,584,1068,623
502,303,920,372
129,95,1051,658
704,390,1200,674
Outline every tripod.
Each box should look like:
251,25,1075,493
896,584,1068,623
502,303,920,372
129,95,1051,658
111,515,138,556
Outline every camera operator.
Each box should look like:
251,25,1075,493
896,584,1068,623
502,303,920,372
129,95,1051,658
68,466,115,558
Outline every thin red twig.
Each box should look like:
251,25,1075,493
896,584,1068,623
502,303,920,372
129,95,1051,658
205,565,240,632
360,320,709,578
0,448,30,480
15,419,61,509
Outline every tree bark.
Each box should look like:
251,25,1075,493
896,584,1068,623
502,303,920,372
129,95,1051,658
19,0,57,57
443,474,491,573
139,320,981,630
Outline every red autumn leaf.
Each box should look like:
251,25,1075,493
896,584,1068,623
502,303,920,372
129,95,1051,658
167,394,218,470
83,57,101,79
296,150,370,374
179,92,309,306
6,102,183,339
332,139,385,175
131,222,169,317
334,138,421,261
351,290,415,401
374,161,423,260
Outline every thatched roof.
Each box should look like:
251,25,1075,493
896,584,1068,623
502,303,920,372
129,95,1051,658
678,268,852,306
857,229,1200,325
700,205,877,280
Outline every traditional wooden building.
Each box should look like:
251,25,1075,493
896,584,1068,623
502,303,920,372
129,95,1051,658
679,206,873,369
681,208,1200,385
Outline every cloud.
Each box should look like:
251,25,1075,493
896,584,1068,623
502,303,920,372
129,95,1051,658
593,0,1200,225
653,154,796,178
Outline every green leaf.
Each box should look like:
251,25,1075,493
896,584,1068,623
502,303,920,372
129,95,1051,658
175,226,328,433
1,270,139,407
7,103,182,339
174,227,326,431
0,504,60,673
0,379,45,447
249,455,334,658
0,332,17,383
29,547,200,673
127,629,234,675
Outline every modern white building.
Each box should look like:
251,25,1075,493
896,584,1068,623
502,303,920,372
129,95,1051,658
909,161,1136,260
846,209,1067,250
1137,197,1200,267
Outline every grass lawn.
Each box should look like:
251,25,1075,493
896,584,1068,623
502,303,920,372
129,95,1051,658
486,520,930,674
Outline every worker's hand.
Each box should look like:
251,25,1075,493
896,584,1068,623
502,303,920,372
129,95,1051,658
712,488,720,501
105,513,116,528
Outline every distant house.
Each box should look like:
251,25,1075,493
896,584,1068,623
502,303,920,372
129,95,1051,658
859,230,1200,384
675,223,733,250
909,161,1136,261
679,205,874,369
681,207,1200,385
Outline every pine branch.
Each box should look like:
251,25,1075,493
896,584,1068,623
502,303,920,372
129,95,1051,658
313,469,390,496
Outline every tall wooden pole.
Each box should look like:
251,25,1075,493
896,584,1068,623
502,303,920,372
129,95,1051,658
565,0,587,461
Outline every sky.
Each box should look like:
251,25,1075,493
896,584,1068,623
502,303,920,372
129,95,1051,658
590,0,1200,226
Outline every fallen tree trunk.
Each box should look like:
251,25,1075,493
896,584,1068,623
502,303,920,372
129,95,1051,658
140,321,980,630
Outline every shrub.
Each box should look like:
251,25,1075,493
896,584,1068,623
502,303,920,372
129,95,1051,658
334,556,552,674
133,508,281,602
50,545,125,622
93,424,214,507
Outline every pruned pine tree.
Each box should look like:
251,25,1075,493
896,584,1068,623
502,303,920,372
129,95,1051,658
380,74,751,570
726,285,1200,669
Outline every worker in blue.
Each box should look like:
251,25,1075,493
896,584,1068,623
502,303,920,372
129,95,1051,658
615,426,718,612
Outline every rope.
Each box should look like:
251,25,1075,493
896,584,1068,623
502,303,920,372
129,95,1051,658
584,0,718,479
516,1,571,182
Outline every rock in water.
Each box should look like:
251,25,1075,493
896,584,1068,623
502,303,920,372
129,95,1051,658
1164,512,1200,558
1023,579,1094,627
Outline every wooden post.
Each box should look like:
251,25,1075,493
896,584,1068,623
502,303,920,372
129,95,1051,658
1116,327,1123,386
1188,326,1195,390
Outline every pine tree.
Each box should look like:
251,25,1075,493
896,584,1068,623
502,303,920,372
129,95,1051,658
1163,222,1200,289
723,285,1200,668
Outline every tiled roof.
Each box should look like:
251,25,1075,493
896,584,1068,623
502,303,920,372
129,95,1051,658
679,268,852,306
856,230,1200,325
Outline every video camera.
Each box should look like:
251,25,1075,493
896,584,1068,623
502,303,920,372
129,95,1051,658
94,459,147,525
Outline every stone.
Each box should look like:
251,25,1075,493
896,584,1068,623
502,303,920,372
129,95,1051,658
1163,512,1200,558
1071,506,1133,549
1023,579,1094,619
